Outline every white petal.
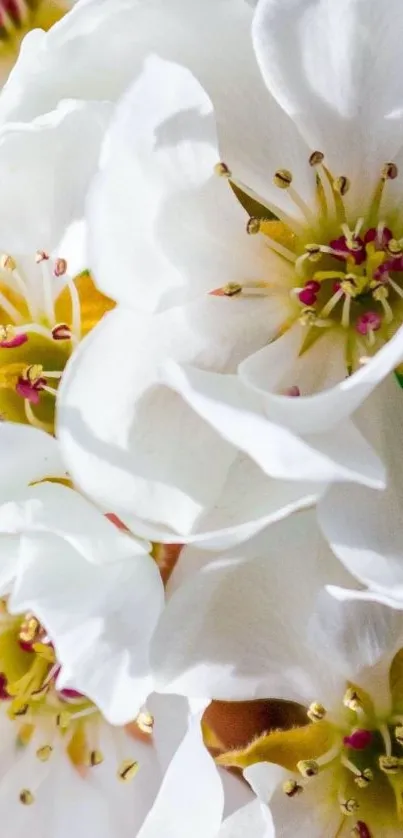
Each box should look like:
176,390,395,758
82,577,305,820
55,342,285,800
57,307,238,537
0,481,145,564
219,800,272,838
151,510,353,703
137,717,224,838
0,423,65,501
88,55,290,311
161,361,385,488
253,0,403,179
0,99,111,255
319,374,403,596
239,323,403,433
9,533,164,724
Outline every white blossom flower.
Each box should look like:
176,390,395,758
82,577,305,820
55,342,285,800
149,510,403,835
0,97,113,435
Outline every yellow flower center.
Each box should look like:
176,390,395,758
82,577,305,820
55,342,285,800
0,252,113,432
216,651,403,836
0,599,152,806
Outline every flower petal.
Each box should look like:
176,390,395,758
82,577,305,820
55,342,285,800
161,361,385,488
219,800,273,838
151,511,353,704
137,717,224,838
87,54,291,311
253,0,403,180
0,423,65,500
0,482,146,565
0,99,111,256
9,532,164,724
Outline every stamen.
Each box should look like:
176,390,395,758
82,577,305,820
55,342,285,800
355,769,374,789
39,258,55,326
319,287,344,318
273,169,316,226
36,745,53,762
66,279,81,339
0,324,27,348
379,755,402,774
334,176,350,197
368,163,398,223
319,164,347,223
52,323,72,341
395,725,403,746
88,749,104,767
283,779,304,797
309,151,325,167
373,286,393,323
53,258,67,277
246,217,261,235
340,798,360,816
341,294,351,328
136,710,154,735
307,701,327,722
343,688,365,713
24,401,52,434
19,789,34,805
118,759,139,782
297,759,319,778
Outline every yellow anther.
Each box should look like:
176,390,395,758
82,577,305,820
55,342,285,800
297,759,319,778
19,616,41,645
56,711,71,731
343,688,364,712
373,285,389,301
379,755,402,774
395,725,403,746
382,162,398,180
305,244,322,262
299,307,317,326
88,750,104,767
273,169,293,189
0,254,16,271
283,779,303,797
387,238,403,256
354,768,373,789
214,161,231,178
223,283,242,297
136,710,154,735
52,323,72,341
340,798,359,815
25,364,44,384
307,702,327,723
118,759,139,782
334,176,350,196
309,150,325,167
36,745,53,762
246,217,261,235
19,789,34,805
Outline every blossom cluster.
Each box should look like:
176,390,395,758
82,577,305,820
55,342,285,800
0,0,401,835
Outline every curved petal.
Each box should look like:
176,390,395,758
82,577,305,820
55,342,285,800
87,55,292,311
239,322,403,433
0,481,148,564
219,800,272,838
9,533,164,724
0,0,314,218
0,423,65,500
253,0,403,183
57,306,242,538
318,375,403,597
151,510,354,703
0,99,111,256
161,361,385,488
137,717,224,838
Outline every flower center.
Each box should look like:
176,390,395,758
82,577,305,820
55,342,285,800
0,251,113,432
215,154,403,375
0,600,151,806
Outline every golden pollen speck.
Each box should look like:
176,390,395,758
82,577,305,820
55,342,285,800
334,176,350,196
246,217,261,235
118,759,139,782
297,759,319,778
283,779,303,797
214,161,231,178
36,745,53,762
20,789,34,805
89,750,104,767
309,150,325,166
341,798,360,815
382,162,398,180
273,169,293,189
